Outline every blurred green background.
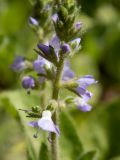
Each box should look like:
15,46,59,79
0,0,120,160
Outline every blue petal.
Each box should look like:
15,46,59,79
77,103,92,112
33,56,46,74
38,117,60,136
77,75,97,89
49,35,60,57
62,61,75,81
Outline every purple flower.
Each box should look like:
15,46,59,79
62,61,75,81
52,13,58,23
11,56,25,72
33,56,51,74
77,75,97,89
75,22,82,30
28,110,60,136
75,75,97,101
22,76,35,89
76,87,93,101
29,17,39,26
61,43,70,54
74,97,92,112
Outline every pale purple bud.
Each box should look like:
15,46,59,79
75,22,82,30
29,17,39,26
22,76,35,89
52,13,58,22
61,43,70,53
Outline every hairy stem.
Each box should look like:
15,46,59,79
51,53,65,160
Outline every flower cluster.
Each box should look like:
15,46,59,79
11,2,97,138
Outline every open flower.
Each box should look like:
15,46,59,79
74,97,92,112
75,75,97,101
11,56,25,72
28,110,60,136
77,75,97,89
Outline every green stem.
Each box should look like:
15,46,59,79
51,53,65,160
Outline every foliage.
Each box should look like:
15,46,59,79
0,0,120,160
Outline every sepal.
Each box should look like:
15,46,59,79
58,6,68,22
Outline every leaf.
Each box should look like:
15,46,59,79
26,138,37,160
0,91,39,160
60,111,83,160
38,142,50,160
0,97,21,123
78,151,96,160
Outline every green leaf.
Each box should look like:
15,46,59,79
38,142,50,160
26,138,37,160
78,151,96,160
0,91,39,160
0,97,21,123
60,111,83,160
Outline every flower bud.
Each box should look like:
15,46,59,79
22,76,35,89
37,44,51,56
52,13,58,23
29,17,39,26
75,22,82,30
61,43,70,54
